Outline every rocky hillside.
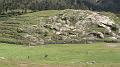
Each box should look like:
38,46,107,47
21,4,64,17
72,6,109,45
0,9,120,45
43,9,120,44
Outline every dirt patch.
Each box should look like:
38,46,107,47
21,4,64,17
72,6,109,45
19,64,28,67
105,43,120,48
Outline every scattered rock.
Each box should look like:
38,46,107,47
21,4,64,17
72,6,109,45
22,34,45,45
0,57,6,60
108,37,118,40
20,9,120,45
86,61,96,64
43,9,120,44
89,31,104,39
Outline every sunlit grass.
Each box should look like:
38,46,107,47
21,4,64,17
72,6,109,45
0,43,120,64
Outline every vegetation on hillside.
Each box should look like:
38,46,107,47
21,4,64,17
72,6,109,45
0,10,60,44
0,10,120,45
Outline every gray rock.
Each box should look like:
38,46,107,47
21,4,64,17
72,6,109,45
23,34,45,45
108,37,117,40
89,31,104,39
43,9,120,44
20,9,120,45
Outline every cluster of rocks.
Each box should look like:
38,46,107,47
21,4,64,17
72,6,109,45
20,9,120,45
43,9,120,44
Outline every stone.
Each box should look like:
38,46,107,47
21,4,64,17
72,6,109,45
44,9,120,44
21,9,120,44
108,37,117,40
0,57,6,60
89,31,104,39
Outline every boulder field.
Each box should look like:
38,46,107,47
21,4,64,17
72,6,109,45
21,9,120,45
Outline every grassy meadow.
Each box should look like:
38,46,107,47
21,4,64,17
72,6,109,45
0,43,120,67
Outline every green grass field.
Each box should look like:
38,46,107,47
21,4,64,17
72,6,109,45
0,43,120,67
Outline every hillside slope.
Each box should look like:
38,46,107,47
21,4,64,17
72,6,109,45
0,10,60,44
0,10,120,45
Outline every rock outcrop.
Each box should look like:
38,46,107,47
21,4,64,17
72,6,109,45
21,9,120,45
43,9,120,44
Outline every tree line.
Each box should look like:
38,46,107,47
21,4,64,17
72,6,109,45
0,0,119,14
